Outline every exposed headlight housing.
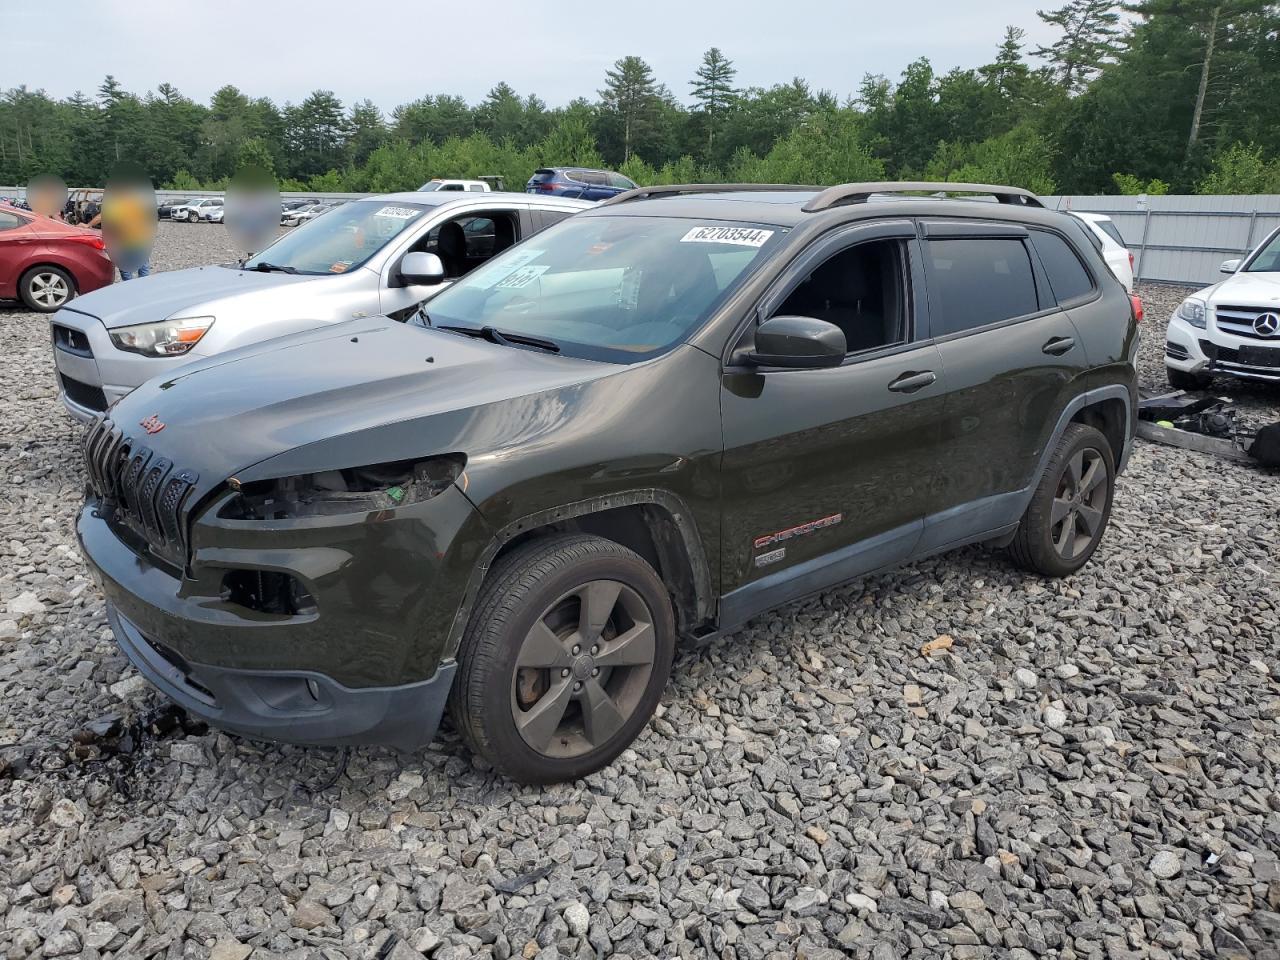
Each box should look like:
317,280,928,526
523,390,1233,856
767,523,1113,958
110,316,215,356
218,455,466,520
1176,298,1207,329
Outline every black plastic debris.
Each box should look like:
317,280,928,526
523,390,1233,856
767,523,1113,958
1137,391,1279,467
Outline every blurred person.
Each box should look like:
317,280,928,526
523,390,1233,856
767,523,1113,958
88,186,154,280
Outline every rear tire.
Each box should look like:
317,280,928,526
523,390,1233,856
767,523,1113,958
1007,423,1115,578
19,266,74,312
449,534,674,784
1166,366,1211,391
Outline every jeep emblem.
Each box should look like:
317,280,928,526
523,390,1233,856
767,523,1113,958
139,414,165,435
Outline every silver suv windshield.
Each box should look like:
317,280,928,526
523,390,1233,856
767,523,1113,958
243,199,429,275
1246,231,1280,273
423,215,785,362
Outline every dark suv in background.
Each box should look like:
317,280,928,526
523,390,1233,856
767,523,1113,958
77,181,1140,783
525,166,638,200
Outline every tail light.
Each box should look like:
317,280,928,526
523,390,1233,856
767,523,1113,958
67,234,106,250
537,182,556,192
1129,294,1144,323
1128,250,1134,272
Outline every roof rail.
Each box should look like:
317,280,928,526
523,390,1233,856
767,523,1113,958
802,181,1044,212
597,183,820,207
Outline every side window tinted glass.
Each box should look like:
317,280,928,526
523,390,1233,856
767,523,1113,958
537,209,575,229
1030,231,1095,304
773,239,908,355
925,238,1038,335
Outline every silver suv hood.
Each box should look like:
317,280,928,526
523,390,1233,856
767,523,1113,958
66,264,321,329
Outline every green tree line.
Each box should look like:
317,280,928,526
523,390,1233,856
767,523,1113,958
3,0,1278,196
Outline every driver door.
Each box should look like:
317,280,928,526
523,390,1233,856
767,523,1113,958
718,221,948,624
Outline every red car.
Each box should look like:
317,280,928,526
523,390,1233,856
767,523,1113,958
0,205,115,312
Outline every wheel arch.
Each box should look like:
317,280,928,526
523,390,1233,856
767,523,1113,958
444,490,715,658
1069,394,1127,470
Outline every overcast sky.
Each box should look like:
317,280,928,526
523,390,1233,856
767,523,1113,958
12,0,1059,111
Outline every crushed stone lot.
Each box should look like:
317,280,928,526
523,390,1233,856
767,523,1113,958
1,223,1278,960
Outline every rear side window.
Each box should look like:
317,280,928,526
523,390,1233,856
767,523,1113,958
1095,220,1125,246
925,238,1039,336
1030,231,1095,304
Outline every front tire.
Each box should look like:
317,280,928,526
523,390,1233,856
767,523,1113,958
187,209,199,223
1007,423,1115,577
1166,366,1211,391
19,266,74,312
449,534,675,784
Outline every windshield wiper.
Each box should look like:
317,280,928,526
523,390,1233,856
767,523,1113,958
248,261,298,274
435,324,560,354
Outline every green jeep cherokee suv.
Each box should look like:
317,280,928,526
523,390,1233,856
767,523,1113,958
77,182,1140,783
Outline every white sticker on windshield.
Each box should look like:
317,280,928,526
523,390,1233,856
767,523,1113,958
495,265,549,289
375,206,421,220
470,248,545,289
680,226,774,247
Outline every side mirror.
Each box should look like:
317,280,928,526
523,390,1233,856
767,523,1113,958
399,251,445,286
1220,258,1241,274
748,315,846,369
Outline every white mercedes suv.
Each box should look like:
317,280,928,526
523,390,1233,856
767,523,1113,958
1165,226,1280,389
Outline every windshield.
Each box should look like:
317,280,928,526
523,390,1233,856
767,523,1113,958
243,199,429,274
1245,230,1280,272
423,215,785,362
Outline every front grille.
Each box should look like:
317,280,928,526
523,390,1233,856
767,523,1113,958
83,417,198,566
60,373,108,412
1214,305,1280,341
53,323,93,357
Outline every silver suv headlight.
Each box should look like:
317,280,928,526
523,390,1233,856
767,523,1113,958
1176,298,1207,329
109,316,215,356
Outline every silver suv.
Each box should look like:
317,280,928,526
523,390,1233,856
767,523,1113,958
51,192,591,420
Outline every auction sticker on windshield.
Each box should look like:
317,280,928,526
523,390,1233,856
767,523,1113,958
495,265,550,290
376,206,422,220
680,226,774,247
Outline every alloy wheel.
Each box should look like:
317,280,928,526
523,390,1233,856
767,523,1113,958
30,272,70,308
510,579,656,758
1050,447,1107,561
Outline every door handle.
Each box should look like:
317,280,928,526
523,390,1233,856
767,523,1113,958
1042,336,1075,356
888,370,937,393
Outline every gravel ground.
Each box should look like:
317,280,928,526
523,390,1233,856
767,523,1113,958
1,227,1278,960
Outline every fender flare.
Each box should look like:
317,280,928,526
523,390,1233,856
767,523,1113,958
443,488,715,657
1023,384,1133,513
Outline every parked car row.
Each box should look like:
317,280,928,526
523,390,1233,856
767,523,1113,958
56,180,1149,784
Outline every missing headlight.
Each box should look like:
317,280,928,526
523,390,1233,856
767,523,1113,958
219,454,465,520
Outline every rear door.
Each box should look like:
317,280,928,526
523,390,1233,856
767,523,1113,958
718,220,948,623
916,220,1090,552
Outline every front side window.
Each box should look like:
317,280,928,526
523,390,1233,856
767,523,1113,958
1030,231,1095,304
243,199,430,275
0,210,26,231
773,239,907,354
1246,231,1280,273
925,238,1039,336
424,215,785,362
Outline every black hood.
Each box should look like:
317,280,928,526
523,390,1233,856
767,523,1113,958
106,317,609,491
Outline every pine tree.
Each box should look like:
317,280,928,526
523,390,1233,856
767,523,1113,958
599,56,659,162
1034,0,1123,92
690,47,738,152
